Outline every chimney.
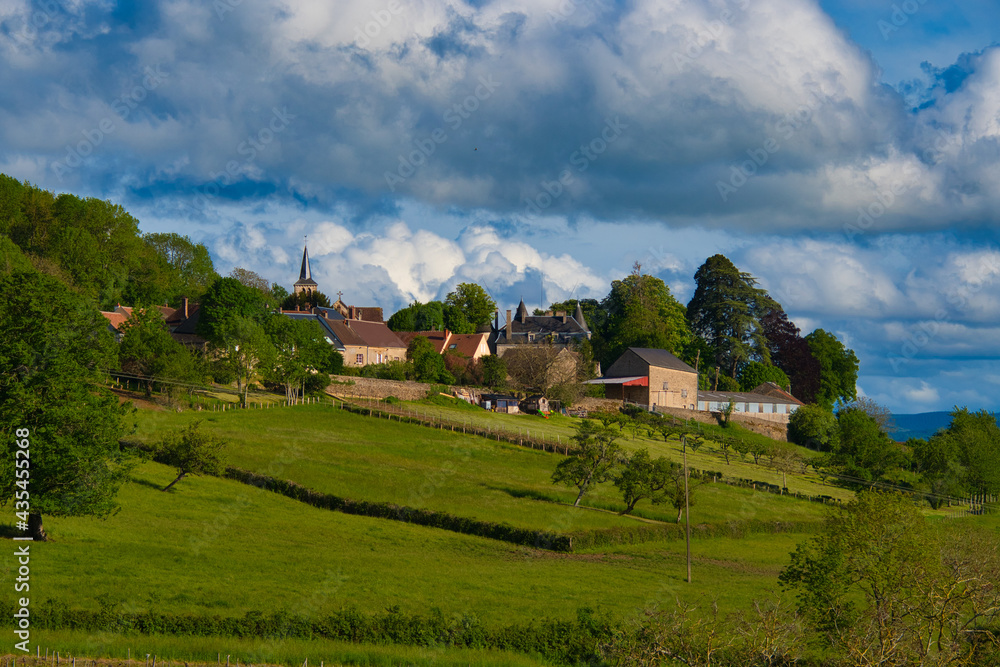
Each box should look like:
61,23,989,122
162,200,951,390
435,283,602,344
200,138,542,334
181,296,189,319
506,309,512,340
349,305,356,320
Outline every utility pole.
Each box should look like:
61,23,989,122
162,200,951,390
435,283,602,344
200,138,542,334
684,439,692,584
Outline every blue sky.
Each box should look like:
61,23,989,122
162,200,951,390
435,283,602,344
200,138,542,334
1,0,999,414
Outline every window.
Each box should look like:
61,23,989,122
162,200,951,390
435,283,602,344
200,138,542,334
449,343,457,349
681,389,688,398
356,354,364,364
662,381,669,390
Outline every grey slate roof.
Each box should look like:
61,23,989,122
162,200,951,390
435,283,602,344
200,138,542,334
628,348,697,374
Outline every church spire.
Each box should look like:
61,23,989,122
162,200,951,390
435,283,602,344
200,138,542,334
299,238,312,282
293,236,318,297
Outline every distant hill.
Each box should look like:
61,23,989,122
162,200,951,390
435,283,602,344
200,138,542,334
892,412,953,442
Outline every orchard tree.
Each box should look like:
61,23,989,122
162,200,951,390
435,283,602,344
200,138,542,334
614,448,677,515
157,422,227,492
552,420,622,506
445,282,496,329
0,272,134,540
686,254,777,378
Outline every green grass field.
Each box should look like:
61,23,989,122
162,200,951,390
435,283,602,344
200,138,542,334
27,460,810,623
129,403,834,533
14,397,988,665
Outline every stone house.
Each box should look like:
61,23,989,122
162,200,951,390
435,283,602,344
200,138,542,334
283,308,407,367
588,347,699,410
490,299,590,354
697,382,803,423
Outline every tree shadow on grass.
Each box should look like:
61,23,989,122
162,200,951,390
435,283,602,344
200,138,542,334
129,477,165,491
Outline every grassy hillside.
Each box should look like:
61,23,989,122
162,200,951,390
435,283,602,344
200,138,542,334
9,400,996,665
27,460,810,623
131,403,835,533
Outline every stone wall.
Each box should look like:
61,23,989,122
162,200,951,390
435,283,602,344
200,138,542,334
326,375,433,401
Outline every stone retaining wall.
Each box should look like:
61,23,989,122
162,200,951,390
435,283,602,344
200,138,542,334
326,375,434,401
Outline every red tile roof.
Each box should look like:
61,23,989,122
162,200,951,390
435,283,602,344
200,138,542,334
396,330,448,353
448,333,489,358
100,311,129,331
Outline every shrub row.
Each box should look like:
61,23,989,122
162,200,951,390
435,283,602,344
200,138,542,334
224,467,574,552
568,518,820,551
0,601,613,666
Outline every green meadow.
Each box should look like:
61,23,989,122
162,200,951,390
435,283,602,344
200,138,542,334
18,398,965,665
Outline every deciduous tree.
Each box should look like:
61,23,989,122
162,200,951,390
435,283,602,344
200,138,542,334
445,282,496,329
805,329,859,410
157,421,227,492
553,421,622,506
0,272,134,540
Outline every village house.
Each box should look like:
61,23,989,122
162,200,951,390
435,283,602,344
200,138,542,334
396,329,491,360
587,347,699,410
697,382,803,423
282,242,405,366
489,299,590,354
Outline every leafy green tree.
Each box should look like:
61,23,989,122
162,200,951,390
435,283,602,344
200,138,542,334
925,407,1000,495
445,282,496,329
804,329,859,409
406,335,452,383
0,272,134,540
197,277,270,343
157,422,227,492
442,303,474,334
281,289,332,310
142,232,218,301
787,404,838,451
737,361,789,392
118,305,200,395
0,234,35,275
601,262,691,365
213,315,275,407
552,420,622,506
779,491,933,639
480,355,507,388
827,408,902,483
686,254,777,378
264,316,331,402
614,448,677,515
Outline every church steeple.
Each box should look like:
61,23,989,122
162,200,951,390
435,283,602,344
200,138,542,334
293,237,318,297
299,243,312,282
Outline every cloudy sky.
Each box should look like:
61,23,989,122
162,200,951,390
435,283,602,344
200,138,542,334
2,0,999,414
